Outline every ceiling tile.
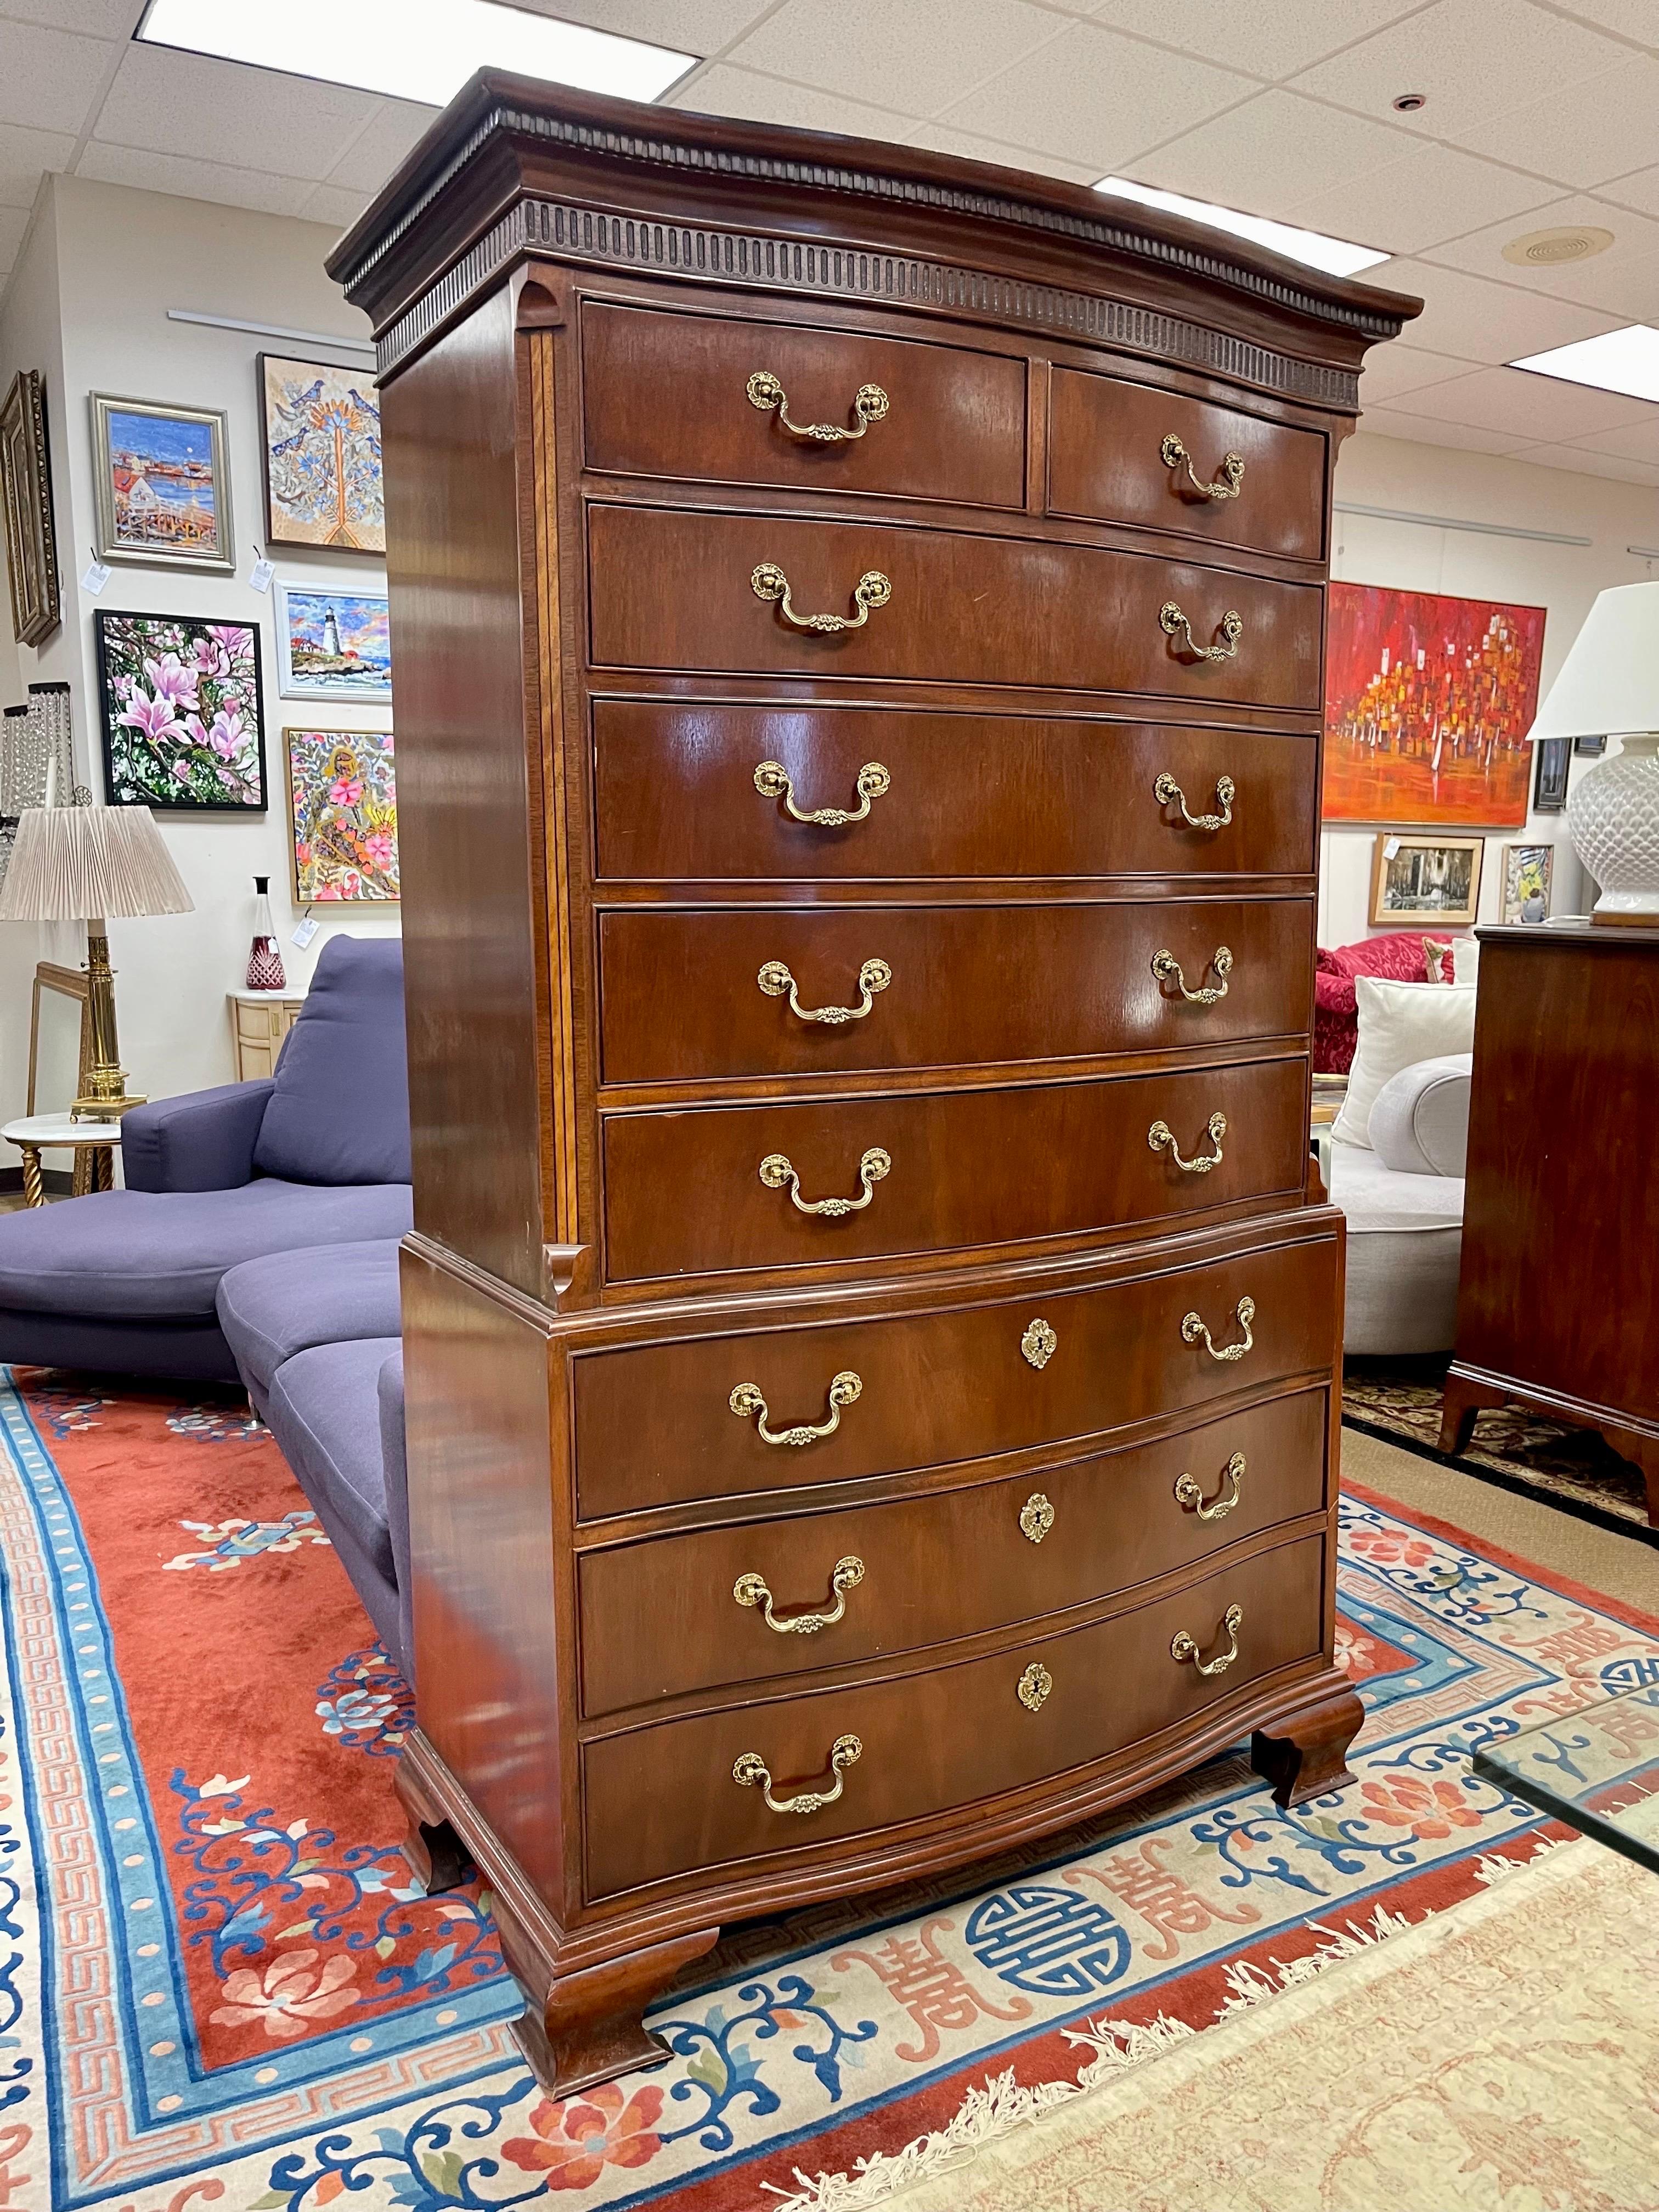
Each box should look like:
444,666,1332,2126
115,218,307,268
1528,0,1659,49
1521,443,1659,487
301,181,375,230
900,119,1099,184
0,121,74,208
92,44,376,180
1288,0,1624,143
1374,362,1657,439
1373,255,1624,363
726,0,1060,115
669,63,911,142
0,205,26,262
1560,414,1659,464
1454,55,1659,187
0,16,116,134
326,99,438,194
1078,0,1428,80
943,18,1255,171
1600,163,1659,220
1421,193,1659,316
1132,89,1414,213
76,140,321,218
1355,403,1531,453
1288,141,1558,257
1357,338,1487,404
0,2,140,35
514,0,774,50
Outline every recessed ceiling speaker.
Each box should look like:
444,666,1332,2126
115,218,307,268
1502,225,1615,266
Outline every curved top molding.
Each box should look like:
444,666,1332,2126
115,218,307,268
329,70,1420,354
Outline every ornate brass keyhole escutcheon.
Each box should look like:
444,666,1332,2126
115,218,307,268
1019,1492,1056,1544
1020,1318,1058,1370
1017,1662,1053,1713
747,369,889,444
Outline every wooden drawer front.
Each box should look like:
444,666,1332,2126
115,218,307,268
592,702,1317,884
602,1058,1309,1284
580,1389,1327,1716
581,302,1027,509
1048,370,1325,561
583,1531,1325,1895
598,899,1313,1086
573,1230,1338,1517
588,506,1323,710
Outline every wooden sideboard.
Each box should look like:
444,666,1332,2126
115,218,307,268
1442,924,1659,1522
330,72,1416,2095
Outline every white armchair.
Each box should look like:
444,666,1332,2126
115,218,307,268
1328,1053,1471,1356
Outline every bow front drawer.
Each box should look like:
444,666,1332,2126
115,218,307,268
582,301,1028,509
572,1228,1338,1517
587,506,1323,709
597,898,1313,1085
581,1530,1327,1897
579,1387,1328,1716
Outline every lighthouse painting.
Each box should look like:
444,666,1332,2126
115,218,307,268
276,584,392,701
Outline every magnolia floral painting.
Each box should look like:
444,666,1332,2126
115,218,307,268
95,611,267,812
259,355,384,554
285,726,398,901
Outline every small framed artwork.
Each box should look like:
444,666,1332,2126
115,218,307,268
285,726,398,902
1573,732,1607,757
1502,842,1553,924
89,394,233,572
95,611,267,811
258,354,384,554
1368,833,1483,927
1533,736,1572,813
275,583,392,701
1,369,61,645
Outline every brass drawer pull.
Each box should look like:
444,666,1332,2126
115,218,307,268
1152,945,1232,1006
759,956,891,1025
1161,433,1244,502
1019,1492,1055,1544
1171,1602,1244,1677
730,1369,862,1446
1160,600,1243,662
733,1733,862,1814
752,561,892,633
1016,1661,1052,1712
748,369,889,445
1154,771,1234,831
1149,1110,1227,1175
735,1554,865,1634
755,758,891,826
1175,1451,1245,1522
1182,1296,1255,1363
760,1146,890,1217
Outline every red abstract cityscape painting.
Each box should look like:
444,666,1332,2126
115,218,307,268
1322,582,1547,827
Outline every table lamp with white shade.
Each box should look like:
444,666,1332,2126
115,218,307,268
0,797,193,1116
1528,578,1659,927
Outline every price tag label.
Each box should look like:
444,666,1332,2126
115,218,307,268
81,556,111,595
292,914,319,950
1384,835,1401,859
249,558,275,594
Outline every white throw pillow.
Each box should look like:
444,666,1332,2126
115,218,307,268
1331,977,1478,1150
1449,935,1480,989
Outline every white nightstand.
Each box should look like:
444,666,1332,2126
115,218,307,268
228,991,306,1080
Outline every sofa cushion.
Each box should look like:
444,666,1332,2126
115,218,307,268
253,936,411,1187
218,1238,403,1402
1369,1054,1472,1180
1331,978,1477,1149
0,1180,413,1319
1328,1143,1464,1235
268,1336,400,1588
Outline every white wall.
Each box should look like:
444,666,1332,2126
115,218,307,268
1322,429,1659,946
0,174,397,1126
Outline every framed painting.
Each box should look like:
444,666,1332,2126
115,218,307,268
89,394,233,572
285,726,398,902
275,583,392,701
1323,583,1546,828
1368,833,1483,927
258,354,384,554
1533,737,1571,813
1,369,60,645
95,611,267,812
1502,842,1553,924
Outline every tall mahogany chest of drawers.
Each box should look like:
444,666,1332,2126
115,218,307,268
331,73,1417,2092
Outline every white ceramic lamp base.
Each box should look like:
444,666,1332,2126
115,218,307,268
1566,733,1659,926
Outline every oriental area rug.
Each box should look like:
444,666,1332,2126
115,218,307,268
2,1367,1658,2212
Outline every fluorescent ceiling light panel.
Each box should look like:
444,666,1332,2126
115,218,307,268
1092,174,1389,279
1510,326,1659,405
138,0,696,109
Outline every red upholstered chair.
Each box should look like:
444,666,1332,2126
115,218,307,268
1314,930,1449,1074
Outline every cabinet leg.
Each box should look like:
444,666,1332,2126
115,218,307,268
19,1148,43,1209
506,1921,720,2100
1437,1372,1486,1456
1252,1683,1364,1809
393,1750,470,1894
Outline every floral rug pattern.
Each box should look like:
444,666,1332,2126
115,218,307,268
2,1367,1658,2211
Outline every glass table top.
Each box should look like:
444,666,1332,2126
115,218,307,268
1474,1681,1659,1876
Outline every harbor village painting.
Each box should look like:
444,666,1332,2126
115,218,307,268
276,584,392,701
259,354,385,553
91,395,233,572
1322,582,1546,828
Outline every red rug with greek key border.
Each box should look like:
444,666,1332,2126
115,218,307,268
2,1364,1657,2212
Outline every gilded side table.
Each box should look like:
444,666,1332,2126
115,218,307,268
2,1113,122,1207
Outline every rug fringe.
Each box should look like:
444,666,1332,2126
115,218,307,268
1473,1832,1576,1886
1214,1905,1415,2017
